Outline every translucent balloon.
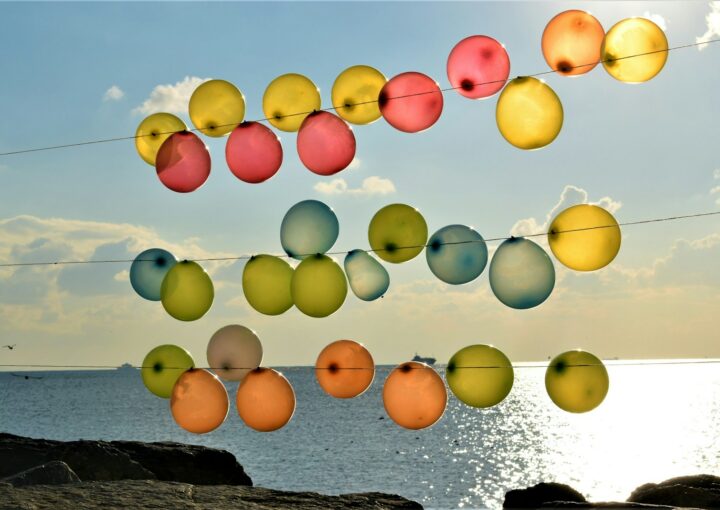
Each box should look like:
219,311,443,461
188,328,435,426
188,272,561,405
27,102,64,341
130,248,178,301
263,73,321,132
297,112,356,176
379,72,443,133
188,79,245,137
315,340,375,398
291,254,347,318
426,225,488,285
548,204,621,271
171,369,229,434
332,65,387,125
141,344,195,398
489,238,555,309
281,200,339,260
236,368,296,432
496,77,563,150
207,325,263,382
161,260,214,321
368,204,428,263
601,18,668,83
344,249,390,301
155,132,211,193
546,350,609,413
242,255,294,316
383,362,447,430
542,10,605,75
225,122,283,184
446,345,514,408
135,113,186,166
446,35,510,99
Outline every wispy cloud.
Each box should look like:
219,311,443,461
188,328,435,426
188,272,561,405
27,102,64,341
103,85,124,102
348,157,362,170
712,169,720,204
314,176,396,196
697,1,720,50
132,76,210,115
642,11,667,31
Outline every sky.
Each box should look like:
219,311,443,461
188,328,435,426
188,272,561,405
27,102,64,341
0,1,718,369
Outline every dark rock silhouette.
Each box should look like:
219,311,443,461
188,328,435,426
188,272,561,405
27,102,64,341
504,482,587,508
1,461,80,487
628,474,720,508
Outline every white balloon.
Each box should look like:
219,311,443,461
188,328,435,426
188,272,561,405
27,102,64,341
207,325,263,381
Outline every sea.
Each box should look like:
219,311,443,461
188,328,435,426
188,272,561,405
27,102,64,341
1,362,719,510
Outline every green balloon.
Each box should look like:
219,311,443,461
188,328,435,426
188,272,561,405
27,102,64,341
161,261,214,321
446,345,514,408
243,255,294,315
291,254,347,318
368,203,428,263
545,350,609,413
141,344,195,398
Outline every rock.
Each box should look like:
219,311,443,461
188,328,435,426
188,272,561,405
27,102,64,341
2,461,80,487
504,482,587,508
629,474,720,508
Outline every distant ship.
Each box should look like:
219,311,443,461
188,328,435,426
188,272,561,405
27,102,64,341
117,363,137,372
412,353,436,365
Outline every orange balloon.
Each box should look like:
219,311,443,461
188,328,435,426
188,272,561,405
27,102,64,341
170,369,229,434
382,362,447,430
236,368,296,432
315,340,375,399
542,10,605,76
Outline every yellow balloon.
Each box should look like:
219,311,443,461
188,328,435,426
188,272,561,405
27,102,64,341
263,73,321,132
446,345,514,408
601,18,668,83
161,261,214,321
135,113,186,166
291,254,347,318
242,255,294,316
331,65,387,125
545,350,609,413
496,77,563,150
548,204,621,271
189,79,246,137
141,344,195,398
368,204,428,263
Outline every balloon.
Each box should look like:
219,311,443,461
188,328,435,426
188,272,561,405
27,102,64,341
188,79,245,137
155,132,211,193
541,10,605,75
141,344,194,398
383,362,447,430
291,254,347,318
489,238,555,309
546,350,609,413
426,225,488,285
331,65,387,125
379,72,443,133
161,260,214,321
315,339,375,398
236,368,296,432
446,35,510,99
242,255,294,316
344,249,390,301
601,18,668,83
207,325,263,382
130,248,178,301
225,122,283,184
297,112,356,176
548,204,621,271
281,200,339,260
446,345,514,408
171,369,229,434
496,77,563,150
368,203,428,263
135,113,186,166
263,73,321,132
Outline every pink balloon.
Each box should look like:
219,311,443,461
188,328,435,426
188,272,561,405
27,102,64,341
447,35,510,99
225,122,283,184
296,111,356,176
378,72,443,133
155,132,211,193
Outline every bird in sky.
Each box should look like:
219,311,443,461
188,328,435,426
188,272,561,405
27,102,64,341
2,345,16,350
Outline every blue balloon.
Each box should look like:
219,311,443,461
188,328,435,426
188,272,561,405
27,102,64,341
281,200,339,260
130,248,178,301
489,238,555,309
426,225,488,284
344,249,390,301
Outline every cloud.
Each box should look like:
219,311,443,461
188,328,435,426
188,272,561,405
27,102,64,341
348,157,361,170
132,76,210,115
697,1,720,50
314,176,396,196
103,85,124,102
642,11,667,31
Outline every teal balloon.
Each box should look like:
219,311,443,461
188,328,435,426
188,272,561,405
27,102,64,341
130,248,178,301
426,225,487,285
281,200,339,260
489,238,555,309
344,249,390,301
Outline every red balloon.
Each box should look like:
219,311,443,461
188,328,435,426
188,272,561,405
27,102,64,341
378,72,443,133
296,112,356,176
225,122,283,184
155,132,211,193
447,35,510,99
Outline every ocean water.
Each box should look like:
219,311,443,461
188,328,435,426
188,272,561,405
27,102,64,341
1,363,719,509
